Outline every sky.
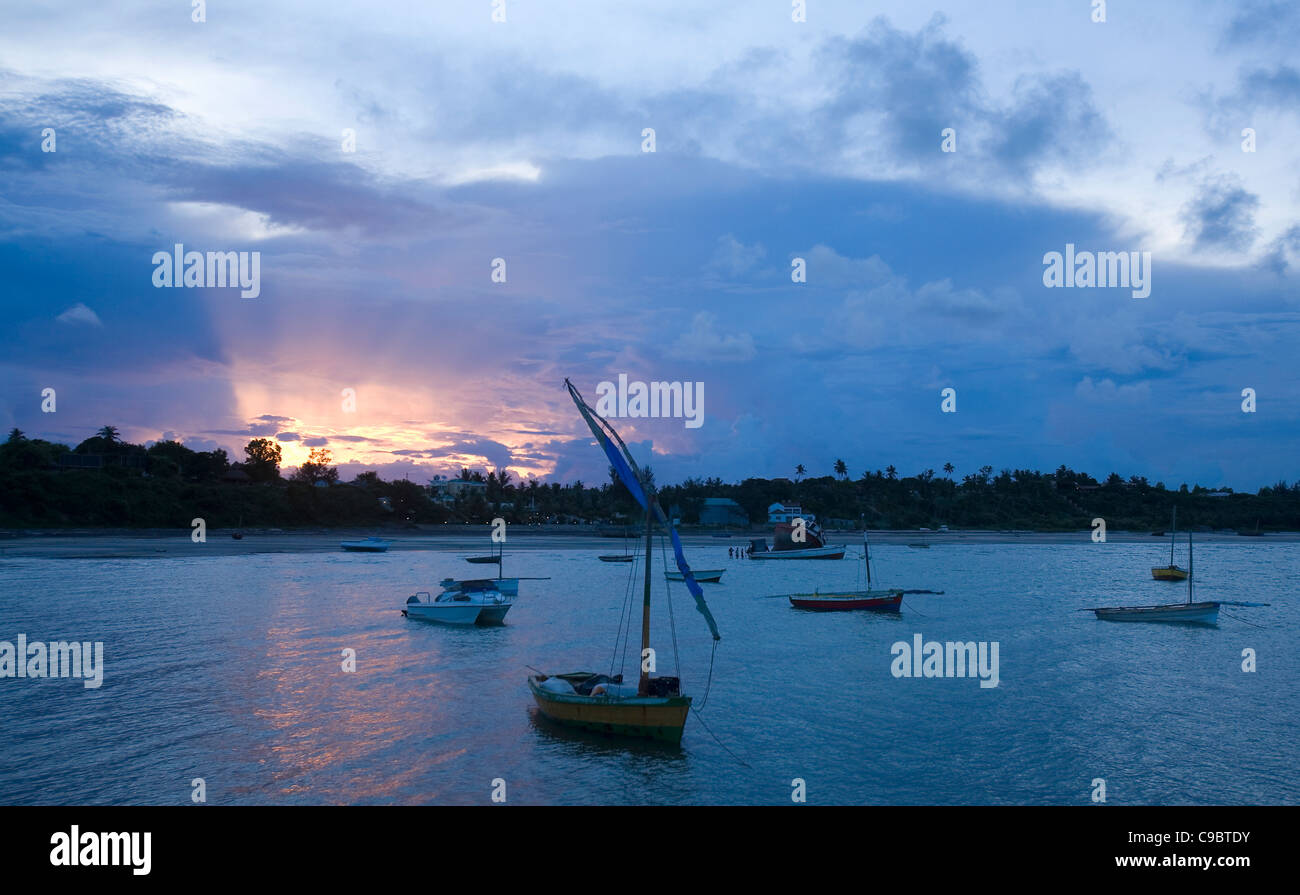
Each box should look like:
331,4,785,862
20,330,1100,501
1,0,1297,489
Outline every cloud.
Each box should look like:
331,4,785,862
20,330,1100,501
707,234,765,277
55,302,101,326
990,72,1112,173
1181,175,1260,252
1075,377,1152,404
1261,224,1300,274
1222,1,1300,47
670,312,756,363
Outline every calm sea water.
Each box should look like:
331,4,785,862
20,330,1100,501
1,540,1296,805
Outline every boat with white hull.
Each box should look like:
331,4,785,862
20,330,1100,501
750,542,845,560
1094,602,1219,624
665,568,724,583
1090,532,1218,625
404,581,513,625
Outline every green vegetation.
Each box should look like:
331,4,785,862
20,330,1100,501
1,428,1297,531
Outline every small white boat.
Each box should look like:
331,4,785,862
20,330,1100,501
665,568,724,583
404,581,513,625
342,537,392,552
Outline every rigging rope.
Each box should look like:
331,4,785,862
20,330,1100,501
694,639,719,711
610,553,639,679
658,533,682,678
1221,610,1269,628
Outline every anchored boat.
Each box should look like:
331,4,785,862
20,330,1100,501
451,542,548,596
1151,508,1188,580
404,580,513,625
1094,532,1218,624
528,380,721,744
341,536,392,552
666,568,723,583
788,533,906,612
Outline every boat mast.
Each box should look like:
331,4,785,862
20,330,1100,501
1170,507,1177,566
639,493,654,696
1187,531,1193,604
864,533,872,588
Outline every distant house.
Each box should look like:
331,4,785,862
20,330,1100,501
428,475,488,505
222,467,252,484
1205,491,1232,498
699,497,748,527
768,502,804,523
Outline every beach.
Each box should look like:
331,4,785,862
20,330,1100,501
1,526,1295,559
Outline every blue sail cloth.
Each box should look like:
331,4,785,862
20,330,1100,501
567,380,721,641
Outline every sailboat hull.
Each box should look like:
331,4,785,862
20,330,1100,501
789,590,904,612
528,676,690,742
1093,602,1219,624
751,544,845,560
666,569,723,582
406,603,511,625
1151,566,1189,581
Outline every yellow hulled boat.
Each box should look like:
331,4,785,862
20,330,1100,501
529,380,721,744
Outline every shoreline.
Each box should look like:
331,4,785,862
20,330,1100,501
2,526,1296,559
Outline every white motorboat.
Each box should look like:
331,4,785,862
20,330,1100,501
404,581,513,625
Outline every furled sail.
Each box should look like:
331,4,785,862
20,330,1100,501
565,378,721,641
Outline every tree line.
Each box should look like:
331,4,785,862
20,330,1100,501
1,427,1297,531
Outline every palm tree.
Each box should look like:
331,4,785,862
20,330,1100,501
795,464,805,481
6,428,24,443
885,465,897,480
943,463,955,478
96,426,120,443
834,459,848,479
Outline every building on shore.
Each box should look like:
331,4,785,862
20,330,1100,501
699,497,748,527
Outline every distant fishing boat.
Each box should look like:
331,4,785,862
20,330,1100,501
528,380,721,743
749,521,845,559
1150,508,1188,580
666,568,723,583
404,580,512,625
448,543,548,596
789,533,904,612
750,541,845,559
1094,532,1218,624
598,536,634,563
342,537,392,552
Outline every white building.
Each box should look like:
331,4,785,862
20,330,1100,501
768,502,804,523
428,475,488,505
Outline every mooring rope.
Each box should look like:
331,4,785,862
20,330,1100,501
1221,610,1269,628
689,702,751,768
